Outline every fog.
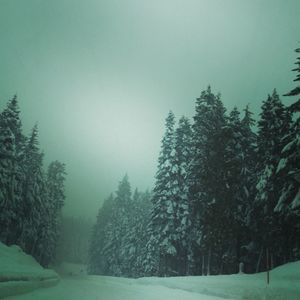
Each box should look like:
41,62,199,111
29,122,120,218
0,0,299,219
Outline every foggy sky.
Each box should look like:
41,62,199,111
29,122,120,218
0,0,299,220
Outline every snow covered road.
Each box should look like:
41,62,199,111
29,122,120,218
2,242,299,300
8,276,224,300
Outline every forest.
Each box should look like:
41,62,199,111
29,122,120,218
88,47,300,277
0,47,299,279
0,97,66,267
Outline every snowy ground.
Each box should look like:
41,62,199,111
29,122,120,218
6,263,300,300
0,242,59,299
1,242,299,300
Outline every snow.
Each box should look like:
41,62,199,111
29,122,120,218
8,261,300,300
1,241,300,300
291,187,300,209
0,242,59,298
276,158,287,173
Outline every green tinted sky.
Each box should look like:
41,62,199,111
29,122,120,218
0,0,299,219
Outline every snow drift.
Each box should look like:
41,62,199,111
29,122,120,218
0,242,59,299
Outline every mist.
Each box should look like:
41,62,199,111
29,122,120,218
0,0,299,219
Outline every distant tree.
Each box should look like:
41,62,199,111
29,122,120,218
122,189,151,277
89,175,132,276
58,216,92,265
38,161,66,266
19,125,47,258
88,194,114,274
89,176,151,277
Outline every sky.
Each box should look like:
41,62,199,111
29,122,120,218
0,0,299,220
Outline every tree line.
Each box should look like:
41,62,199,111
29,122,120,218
0,97,66,267
89,47,300,277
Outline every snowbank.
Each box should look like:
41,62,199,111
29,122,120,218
0,242,59,299
136,261,300,300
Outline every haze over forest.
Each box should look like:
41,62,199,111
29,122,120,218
0,0,299,219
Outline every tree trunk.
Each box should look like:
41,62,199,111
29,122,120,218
256,247,263,273
202,255,205,276
207,248,211,275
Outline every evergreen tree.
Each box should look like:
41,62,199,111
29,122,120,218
238,105,257,272
88,194,115,275
254,90,291,270
0,95,66,267
187,86,227,275
172,116,192,275
0,96,24,245
19,125,47,258
88,175,133,276
38,161,66,266
145,111,178,276
122,189,151,277
220,107,256,273
275,47,300,261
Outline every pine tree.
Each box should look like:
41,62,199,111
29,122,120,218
275,47,300,261
0,96,25,245
238,105,257,273
254,90,291,270
19,125,47,258
172,116,192,275
122,189,151,277
88,194,115,275
220,107,257,274
145,111,178,276
187,86,227,275
0,123,16,243
38,161,66,266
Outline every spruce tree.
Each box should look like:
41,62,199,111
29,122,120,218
187,86,227,275
172,116,192,275
38,161,66,266
220,107,256,273
88,194,115,275
145,111,178,276
254,90,291,270
0,96,25,245
19,125,47,258
275,47,300,261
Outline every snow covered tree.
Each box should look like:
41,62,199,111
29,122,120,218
38,161,66,266
89,177,151,277
0,95,66,266
122,189,151,277
172,116,193,275
218,106,257,274
19,125,48,259
274,47,300,261
89,175,131,276
88,194,115,275
0,123,16,243
187,86,227,275
145,111,179,276
254,90,292,270
0,96,25,245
